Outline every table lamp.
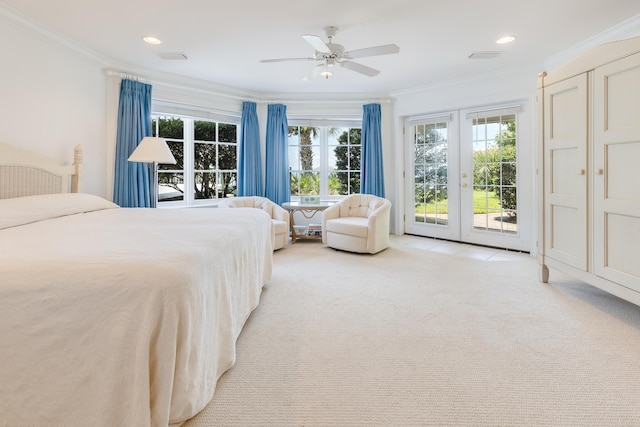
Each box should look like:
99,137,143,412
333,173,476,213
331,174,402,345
128,136,176,208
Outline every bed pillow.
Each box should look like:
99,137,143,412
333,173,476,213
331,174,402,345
0,193,119,230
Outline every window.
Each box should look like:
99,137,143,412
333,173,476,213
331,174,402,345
152,115,238,205
288,125,361,200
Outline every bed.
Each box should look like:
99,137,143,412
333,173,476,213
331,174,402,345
0,143,273,426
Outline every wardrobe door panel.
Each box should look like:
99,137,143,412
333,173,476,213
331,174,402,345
606,142,640,201
605,213,640,279
593,52,640,289
544,74,588,270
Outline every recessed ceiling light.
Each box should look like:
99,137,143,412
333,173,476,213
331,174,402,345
496,35,516,45
143,36,162,45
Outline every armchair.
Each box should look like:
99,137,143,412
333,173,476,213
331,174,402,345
218,196,289,250
322,194,391,254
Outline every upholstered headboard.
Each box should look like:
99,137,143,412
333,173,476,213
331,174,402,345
0,143,83,199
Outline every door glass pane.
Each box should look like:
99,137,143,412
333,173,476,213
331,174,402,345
414,122,449,227
471,114,518,234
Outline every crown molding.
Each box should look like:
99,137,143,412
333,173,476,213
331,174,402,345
0,2,109,66
543,13,640,74
389,63,539,98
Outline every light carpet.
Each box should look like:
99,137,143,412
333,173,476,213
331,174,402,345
185,235,640,426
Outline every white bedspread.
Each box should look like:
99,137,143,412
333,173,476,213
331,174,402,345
0,194,273,426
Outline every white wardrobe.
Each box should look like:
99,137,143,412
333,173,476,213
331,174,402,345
537,36,640,306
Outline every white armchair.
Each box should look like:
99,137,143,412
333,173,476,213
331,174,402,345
322,194,391,254
218,196,289,250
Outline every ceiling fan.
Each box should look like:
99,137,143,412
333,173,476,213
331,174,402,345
259,26,400,80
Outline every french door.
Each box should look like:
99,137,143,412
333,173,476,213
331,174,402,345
405,104,530,251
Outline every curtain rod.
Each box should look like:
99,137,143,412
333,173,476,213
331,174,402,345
105,69,152,83
105,70,392,105
105,69,255,101
258,98,392,105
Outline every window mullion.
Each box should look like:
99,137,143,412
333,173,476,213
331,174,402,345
320,127,328,199
184,119,195,205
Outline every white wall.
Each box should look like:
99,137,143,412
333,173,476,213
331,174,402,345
0,16,108,198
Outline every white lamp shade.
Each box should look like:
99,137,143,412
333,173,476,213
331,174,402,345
128,137,176,164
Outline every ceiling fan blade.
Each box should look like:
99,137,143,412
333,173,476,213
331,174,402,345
302,64,324,81
302,34,332,54
260,57,315,63
340,61,380,77
344,44,400,59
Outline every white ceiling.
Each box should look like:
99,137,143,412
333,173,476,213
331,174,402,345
3,0,640,95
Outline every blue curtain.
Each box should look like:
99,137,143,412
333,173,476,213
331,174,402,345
113,79,153,207
360,103,385,197
238,101,263,196
265,104,290,205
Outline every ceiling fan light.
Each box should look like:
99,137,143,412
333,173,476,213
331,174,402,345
320,59,333,79
263,25,398,80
